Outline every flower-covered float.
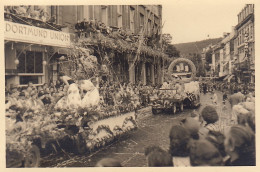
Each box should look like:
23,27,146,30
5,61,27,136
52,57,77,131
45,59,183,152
151,58,200,115
5,79,138,167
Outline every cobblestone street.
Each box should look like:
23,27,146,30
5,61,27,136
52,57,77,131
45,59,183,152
40,91,233,167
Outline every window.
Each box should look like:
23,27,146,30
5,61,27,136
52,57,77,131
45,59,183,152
130,7,135,32
17,50,44,85
140,13,144,32
101,6,108,25
251,25,254,39
148,19,152,35
117,5,122,28
17,50,43,73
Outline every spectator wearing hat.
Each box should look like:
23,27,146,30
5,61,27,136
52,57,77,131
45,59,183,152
189,139,223,166
145,145,173,167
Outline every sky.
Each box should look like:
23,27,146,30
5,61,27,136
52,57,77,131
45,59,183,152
162,0,251,44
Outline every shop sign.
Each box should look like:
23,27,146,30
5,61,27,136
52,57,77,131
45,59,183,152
4,21,70,47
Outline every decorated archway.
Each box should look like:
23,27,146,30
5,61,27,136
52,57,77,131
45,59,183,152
167,58,196,81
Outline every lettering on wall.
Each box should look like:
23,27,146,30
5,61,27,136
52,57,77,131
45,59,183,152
5,21,70,47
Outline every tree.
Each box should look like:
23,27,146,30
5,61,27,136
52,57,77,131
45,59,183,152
162,33,172,45
187,53,206,77
164,44,180,58
161,33,180,58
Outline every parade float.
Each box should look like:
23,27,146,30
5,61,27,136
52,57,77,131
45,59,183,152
5,45,138,167
5,80,138,167
151,58,200,114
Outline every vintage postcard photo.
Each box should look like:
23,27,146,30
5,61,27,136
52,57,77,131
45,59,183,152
2,0,257,169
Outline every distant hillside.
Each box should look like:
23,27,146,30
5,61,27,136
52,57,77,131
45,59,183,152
174,38,222,56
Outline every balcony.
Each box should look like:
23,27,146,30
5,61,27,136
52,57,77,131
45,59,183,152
4,8,66,31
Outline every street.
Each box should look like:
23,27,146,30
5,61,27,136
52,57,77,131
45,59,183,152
4,4,256,168
40,91,232,167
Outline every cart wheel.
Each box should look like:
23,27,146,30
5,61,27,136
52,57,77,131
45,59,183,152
180,103,184,112
172,104,177,114
24,145,40,167
152,108,158,114
75,133,87,154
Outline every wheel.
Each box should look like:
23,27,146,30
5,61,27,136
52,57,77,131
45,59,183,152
180,102,184,112
172,104,177,114
75,133,87,154
24,145,40,167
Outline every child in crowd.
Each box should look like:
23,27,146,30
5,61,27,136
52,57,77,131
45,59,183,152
199,105,220,138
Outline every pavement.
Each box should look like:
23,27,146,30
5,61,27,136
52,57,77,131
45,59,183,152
40,91,232,167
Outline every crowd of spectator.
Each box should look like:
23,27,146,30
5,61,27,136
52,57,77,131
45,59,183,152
200,80,254,95
96,101,255,167
5,78,156,114
95,80,255,167
5,77,255,167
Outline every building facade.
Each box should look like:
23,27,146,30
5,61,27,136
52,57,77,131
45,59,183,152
59,5,166,85
203,4,254,83
5,5,167,88
234,4,255,83
4,6,71,88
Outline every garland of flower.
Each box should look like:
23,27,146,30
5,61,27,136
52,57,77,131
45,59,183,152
77,33,171,61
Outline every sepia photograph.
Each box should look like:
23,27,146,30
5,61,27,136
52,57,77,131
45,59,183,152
3,0,257,168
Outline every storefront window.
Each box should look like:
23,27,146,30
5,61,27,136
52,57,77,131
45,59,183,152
17,50,43,85
17,50,43,73
20,76,39,85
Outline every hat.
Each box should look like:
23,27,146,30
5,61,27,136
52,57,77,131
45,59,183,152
201,105,219,124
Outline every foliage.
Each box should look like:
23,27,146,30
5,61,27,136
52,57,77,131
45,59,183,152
77,32,170,60
164,44,180,58
174,38,222,56
58,44,99,80
162,33,173,45
187,53,206,77
6,107,65,157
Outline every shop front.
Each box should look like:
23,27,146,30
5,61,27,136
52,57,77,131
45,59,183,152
4,21,71,88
